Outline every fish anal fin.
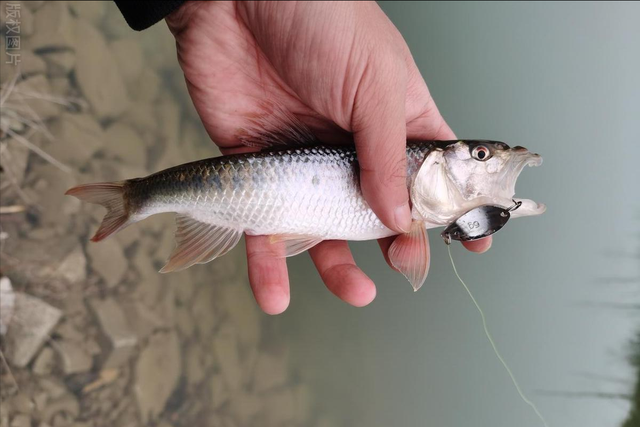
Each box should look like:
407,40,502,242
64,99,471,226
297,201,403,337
269,234,323,257
160,215,242,273
388,221,430,292
237,102,321,149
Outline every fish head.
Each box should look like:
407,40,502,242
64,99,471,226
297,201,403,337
411,140,546,224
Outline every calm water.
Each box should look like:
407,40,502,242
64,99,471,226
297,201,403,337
1,2,639,427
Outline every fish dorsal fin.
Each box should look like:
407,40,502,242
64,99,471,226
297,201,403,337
160,215,242,273
238,102,321,149
388,221,430,291
269,234,323,257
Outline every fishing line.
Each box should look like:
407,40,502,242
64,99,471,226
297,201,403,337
447,245,549,427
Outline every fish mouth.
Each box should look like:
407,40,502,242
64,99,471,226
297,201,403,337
499,148,546,218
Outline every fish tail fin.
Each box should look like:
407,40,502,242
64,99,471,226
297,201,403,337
65,182,132,242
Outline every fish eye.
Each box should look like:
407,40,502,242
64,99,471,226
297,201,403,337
471,145,491,161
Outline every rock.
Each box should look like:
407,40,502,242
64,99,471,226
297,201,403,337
114,223,140,249
0,139,30,189
8,393,34,414
134,332,181,424
191,285,217,339
4,292,62,367
264,389,295,427
103,123,146,166
40,394,79,425
32,346,56,376
21,7,34,37
293,384,312,424
38,377,68,400
228,392,263,426
213,323,243,392
24,164,79,225
174,306,194,339
47,112,104,167
101,4,131,40
20,51,46,76
121,102,156,136
27,2,76,52
132,250,163,307
0,276,15,335
56,340,93,375
128,68,160,103
49,77,71,98
40,51,76,77
120,300,163,342
10,415,31,427
109,39,143,85
74,19,129,121
222,282,260,350
69,1,106,26
139,24,176,71
86,238,127,289
185,345,206,386
209,373,229,409
156,98,181,146
25,1,44,11
88,297,137,369
15,75,61,120
252,352,289,393
54,247,87,286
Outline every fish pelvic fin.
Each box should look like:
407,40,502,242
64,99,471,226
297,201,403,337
237,101,321,149
269,234,323,257
388,221,430,292
65,182,131,242
159,215,243,273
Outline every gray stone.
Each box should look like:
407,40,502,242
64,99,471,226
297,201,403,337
27,2,76,52
20,6,34,36
213,323,243,392
69,1,106,26
222,282,260,350
32,346,56,376
174,306,194,339
293,384,312,424
4,292,62,367
114,223,140,249
185,345,205,386
15,75,62,120
121,102,156,136
101,3,132,40
109,38,143,85
25,1,44,11
19,51,46,76
103,122,146,166
191,285,217,339
228,392,263,426
10,415,31,427
47,113,104,167
89,297,137,369
128,68,160,103
37,377,67,400
40,51,76,77
74,19,129,120
54,247,87,286
156,98,180,146
0,276,15,335
8,393,34,414
40,394,79,425
209,373,229,409
86,238,127,289
49,77,71,98
0,139,30,189
120,300,162,342
24,164,79,226
56,340,93,375
252,351,289,393
134,332,181,424
264,389,295,427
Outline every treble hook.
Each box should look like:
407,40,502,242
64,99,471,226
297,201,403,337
501,199,522,217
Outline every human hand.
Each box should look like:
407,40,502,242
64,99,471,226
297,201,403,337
166,1,491,314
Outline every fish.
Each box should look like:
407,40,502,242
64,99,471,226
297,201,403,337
66,114,545,291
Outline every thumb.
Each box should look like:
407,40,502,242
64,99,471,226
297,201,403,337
351,60,412,234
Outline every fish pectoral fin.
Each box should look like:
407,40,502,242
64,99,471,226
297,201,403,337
237,101,321,149
269,234,323,257
388,221,430,292
159,215,243,273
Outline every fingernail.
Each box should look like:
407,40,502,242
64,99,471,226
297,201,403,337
394,204,412,234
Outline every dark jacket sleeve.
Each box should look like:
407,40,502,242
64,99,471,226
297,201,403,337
114,1,186,31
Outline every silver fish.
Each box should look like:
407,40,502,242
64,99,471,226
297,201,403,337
66,124,545,290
